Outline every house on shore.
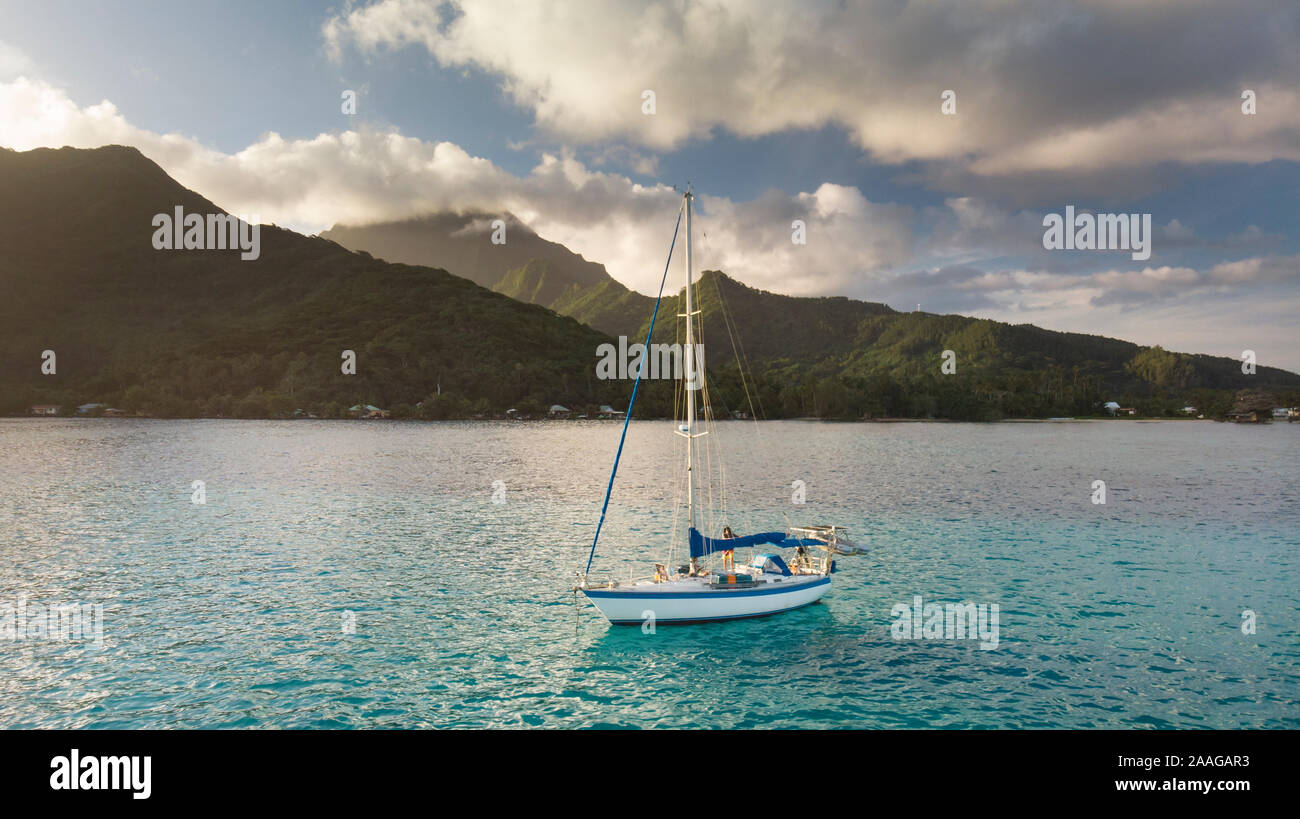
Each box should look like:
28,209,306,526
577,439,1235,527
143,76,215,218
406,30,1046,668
597,404,625,420
1227,389,1277,423
548,404,571,419
78,403,105,415
1226,409,1266,423
29,404,61,416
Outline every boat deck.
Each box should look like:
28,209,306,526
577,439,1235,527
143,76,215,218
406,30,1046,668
587,572,825,595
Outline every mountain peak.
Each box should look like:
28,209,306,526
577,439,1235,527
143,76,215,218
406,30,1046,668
322,209,613,302
0,144,228,255
3,143,157,174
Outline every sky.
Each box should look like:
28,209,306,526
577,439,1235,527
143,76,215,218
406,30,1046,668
1,0,1297,369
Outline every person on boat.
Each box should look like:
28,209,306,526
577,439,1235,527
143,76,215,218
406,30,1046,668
721,526,737,571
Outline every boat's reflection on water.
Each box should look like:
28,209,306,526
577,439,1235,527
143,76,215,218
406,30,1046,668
560,601,888,728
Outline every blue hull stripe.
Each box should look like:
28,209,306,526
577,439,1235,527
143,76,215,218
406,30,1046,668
584,577,830,601
607,598,822,625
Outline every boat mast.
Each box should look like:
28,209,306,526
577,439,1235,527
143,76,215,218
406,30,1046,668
684,190,698,575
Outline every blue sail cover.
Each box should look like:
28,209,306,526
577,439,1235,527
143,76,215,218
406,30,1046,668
688,529,829,558
775,537,826,549
688,528,785,558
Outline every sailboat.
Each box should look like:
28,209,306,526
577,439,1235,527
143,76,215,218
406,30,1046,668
576,189,864,625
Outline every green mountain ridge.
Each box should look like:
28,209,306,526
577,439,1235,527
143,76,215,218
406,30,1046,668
0,145,626,418
325,212,1300,419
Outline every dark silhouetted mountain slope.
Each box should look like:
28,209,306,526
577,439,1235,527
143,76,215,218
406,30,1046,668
0,145,624,417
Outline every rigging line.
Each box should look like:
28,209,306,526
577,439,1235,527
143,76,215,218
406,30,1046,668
706,368,729,529
697,212,765,429
583,199,686,576
667,310,686,571
710,268,766,429
685,229,717,556
694,219,731,533
694,225,744,534
691,277,716,540
695,225,732,419
699,308,724,529
668,428,683,571
708,388,721,538
703,316,719,537
671,300,684,556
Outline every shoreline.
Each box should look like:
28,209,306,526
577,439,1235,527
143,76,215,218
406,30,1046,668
1,414,1236,424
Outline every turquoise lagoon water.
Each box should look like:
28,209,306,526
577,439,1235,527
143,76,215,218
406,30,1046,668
0,418,1296,729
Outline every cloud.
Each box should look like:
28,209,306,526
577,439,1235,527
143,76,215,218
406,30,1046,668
890,255,1300,313
1161,219,1195,241
586,144,659,177
322,0,1300,183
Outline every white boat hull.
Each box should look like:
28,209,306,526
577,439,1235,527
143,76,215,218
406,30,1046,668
582,575,830,625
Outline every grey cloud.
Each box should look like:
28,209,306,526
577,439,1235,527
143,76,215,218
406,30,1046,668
325,0,1300,193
